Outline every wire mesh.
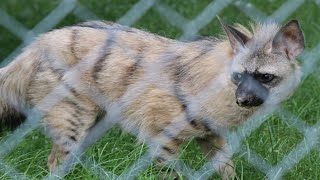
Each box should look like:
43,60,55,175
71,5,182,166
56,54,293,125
0,0,319,179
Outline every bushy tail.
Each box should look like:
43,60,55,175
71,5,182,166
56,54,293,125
0,99,25,131
0,49,37,131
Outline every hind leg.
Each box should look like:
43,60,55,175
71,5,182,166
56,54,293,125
147,137,183,180
44,98,99,172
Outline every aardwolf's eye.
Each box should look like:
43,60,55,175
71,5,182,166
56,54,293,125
255,73,275,83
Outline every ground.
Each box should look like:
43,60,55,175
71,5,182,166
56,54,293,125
0,0,320,179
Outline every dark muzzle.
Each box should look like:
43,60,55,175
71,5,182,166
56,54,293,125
235,76,269,107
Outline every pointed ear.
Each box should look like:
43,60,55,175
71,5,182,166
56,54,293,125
218,18,250,53
272,20,305,60
226,24,250,45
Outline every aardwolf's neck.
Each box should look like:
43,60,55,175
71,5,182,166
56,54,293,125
171,39,237,123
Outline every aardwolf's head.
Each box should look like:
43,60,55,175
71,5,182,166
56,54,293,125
221,19,305,108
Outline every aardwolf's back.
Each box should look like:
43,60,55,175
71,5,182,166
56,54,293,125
0,21,164,130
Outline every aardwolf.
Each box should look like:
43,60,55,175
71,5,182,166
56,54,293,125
0,19,304,179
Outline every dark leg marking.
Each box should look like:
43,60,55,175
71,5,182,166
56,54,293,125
64,150,70,155
201,119,212,132
156,157,167,163
71,112,85,127
67,127,79,136
63,82,80,98
68,128,77,134
189,118,212,132
162,129,184,145
66,118,79,127
189,119,209,131
68,135,77,142
189,119,199,128
63,99,89,128
162,146,176,155
64,99,86,113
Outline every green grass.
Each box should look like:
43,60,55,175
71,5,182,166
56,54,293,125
0,0,320,179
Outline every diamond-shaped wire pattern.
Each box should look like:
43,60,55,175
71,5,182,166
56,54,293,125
0,0,319,179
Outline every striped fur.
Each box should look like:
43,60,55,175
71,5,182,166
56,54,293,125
0,20,304,179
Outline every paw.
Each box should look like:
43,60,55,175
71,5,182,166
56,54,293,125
158,168,181,180
47,144,68,172
218,161,237,180
220,167,237,180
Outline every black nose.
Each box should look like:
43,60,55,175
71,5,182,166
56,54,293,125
236,95,264,107
235,76,268,107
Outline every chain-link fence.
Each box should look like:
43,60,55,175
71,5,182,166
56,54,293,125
0,0,319,179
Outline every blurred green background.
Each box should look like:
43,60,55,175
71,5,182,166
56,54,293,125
0,0,320,179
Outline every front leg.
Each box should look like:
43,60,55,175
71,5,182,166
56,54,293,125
196,134,236,180
149,136,184,180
